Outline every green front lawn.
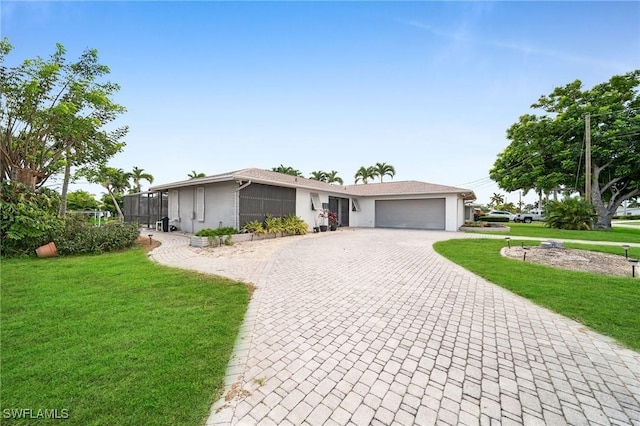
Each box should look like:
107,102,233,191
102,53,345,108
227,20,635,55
471,221,640,243
1,248,250,425
434,239,640,352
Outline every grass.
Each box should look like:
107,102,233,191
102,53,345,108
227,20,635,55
470,221,640,243
434,239,640,352
1,247,250,426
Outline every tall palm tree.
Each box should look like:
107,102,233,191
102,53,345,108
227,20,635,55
326,170,343,185
131,166,154,193
271,165,303,177
490,192,505,207
354,166,376,184
309,171,327,182
373,162,396,182
188,170,206,179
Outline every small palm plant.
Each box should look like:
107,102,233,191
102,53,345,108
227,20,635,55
545,197,596,230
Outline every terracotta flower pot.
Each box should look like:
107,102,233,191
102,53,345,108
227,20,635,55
36,242,58,258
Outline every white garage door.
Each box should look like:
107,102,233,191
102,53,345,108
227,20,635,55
375,199,446,230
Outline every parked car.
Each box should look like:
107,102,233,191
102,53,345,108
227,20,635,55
514,209,544,223
485,210,516,221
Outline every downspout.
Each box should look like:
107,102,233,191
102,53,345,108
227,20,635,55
192,186,196,234
234,180,252,230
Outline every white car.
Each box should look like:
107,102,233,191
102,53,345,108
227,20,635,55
485,210,516,221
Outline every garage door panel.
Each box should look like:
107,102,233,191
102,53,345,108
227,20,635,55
375,199,445,230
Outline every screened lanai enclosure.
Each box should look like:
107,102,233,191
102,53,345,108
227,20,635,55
123,191,167,228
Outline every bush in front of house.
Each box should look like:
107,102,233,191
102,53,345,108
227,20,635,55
195,227,238,238
51,216,140,255
282,214,308,235
239,215,308,236
240,221,265,234
195,227,238,246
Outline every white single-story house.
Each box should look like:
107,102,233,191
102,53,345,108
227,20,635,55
145,168,476,233
616,205,640,216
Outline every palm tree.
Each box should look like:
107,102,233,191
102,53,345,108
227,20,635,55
326,170,343,185
373,162,396,182
188,170,206,179
271,165,303,177
354,166,376,184
489,192,505,207
94,166,131,219
131,166,154,193
309,171,327,182
629,198,640,208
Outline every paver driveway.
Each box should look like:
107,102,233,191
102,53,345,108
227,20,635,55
150,229,640,426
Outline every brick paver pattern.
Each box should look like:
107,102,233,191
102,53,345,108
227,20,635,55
149,229,640,426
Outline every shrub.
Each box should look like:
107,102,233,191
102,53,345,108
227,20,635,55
195,227,237,238
50,218,140,255
462,220,489,228
545,197,596,230
1,181,63,257
264,214,283,235
477,216,509,223
240,221,265,234
282,214,308,235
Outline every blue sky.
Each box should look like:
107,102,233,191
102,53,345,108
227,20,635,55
2,1,639,205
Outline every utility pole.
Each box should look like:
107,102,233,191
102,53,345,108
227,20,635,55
585,113,591,203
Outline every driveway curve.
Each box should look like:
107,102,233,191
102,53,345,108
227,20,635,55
149,228,640,426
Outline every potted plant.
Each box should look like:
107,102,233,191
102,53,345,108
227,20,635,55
328,210,338,231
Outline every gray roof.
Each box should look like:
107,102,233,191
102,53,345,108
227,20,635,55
150,167,476,200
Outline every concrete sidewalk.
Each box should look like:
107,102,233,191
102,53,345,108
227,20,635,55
149,229,640,426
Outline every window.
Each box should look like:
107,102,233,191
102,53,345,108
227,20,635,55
352,198,361,212
196,187,205,222
310,193,321,211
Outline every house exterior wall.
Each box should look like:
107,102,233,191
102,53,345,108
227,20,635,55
169,182,237,234
296,189,335,229
157,180,469,234
351,194,462,231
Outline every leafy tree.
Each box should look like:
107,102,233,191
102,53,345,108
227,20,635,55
354,166,376,184
494,202,516,213
0,38,127,196
326,170,343,185
545,197,596,230
0,181,62,256
131,166,154,193
66,189,99,211
187,170,206,179
629,198,639,208
490,71,640,229
271,165,302,177
309,170,327,182
489,193,505,207
373,162,396,182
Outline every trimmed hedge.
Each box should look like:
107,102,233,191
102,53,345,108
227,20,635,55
51,218,140,255
478,216,510,223
195,227,238,237
613,215,640,220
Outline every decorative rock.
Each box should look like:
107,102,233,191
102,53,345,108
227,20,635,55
539,242,553,249
548,240,564,249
